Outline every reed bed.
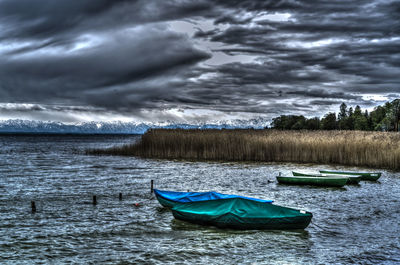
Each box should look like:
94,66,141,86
89,129,400,170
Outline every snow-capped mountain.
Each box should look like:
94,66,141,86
0,118,270,134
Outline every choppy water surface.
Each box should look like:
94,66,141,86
0,135,399,264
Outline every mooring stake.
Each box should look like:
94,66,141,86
31,201,36,213
151,180,154,193
93,195,97,205
119,193,122,201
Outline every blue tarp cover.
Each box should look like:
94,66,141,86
154,189,273,203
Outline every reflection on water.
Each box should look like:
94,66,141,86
0,135,399,264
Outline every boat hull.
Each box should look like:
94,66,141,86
172,212,312,230
277,176,348,187
292,171,362,184
345,175,363,184
171,198,312,230
319,170,381,181
155,193,177,208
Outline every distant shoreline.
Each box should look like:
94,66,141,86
0,132,141,136
88,128,400,170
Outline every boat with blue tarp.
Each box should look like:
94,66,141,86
154,189,273,208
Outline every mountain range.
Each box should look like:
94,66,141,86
0,119,270,134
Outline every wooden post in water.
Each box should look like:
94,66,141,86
119,193,122,201
31,201,36,213
150,180,154,193
93,195,97,205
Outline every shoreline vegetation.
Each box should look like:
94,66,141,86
88,129,400,170
271,99,400,132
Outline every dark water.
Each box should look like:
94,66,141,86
0,135,399,264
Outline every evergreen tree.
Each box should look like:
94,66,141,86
370,105,387,131
391,99,400,131
338,103,347,120
347,107,354,130
348,107,353,117
354,105,362,116
338,103,349,130
354,115,369,130
320,113,337,130
353,105,368,130
291,116,306,130
304,117,320,130
364,110,372,130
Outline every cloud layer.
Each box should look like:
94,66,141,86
0,0,399,122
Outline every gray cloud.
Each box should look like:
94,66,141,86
0,0,399,122
0,0,213,41
0,25,210,110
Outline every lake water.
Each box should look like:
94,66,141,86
0,135,399,264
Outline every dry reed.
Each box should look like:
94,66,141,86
89,129,400,170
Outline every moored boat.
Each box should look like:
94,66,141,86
277,174,348,187
292,171,362,184
171,197,312,230
319,170,381,181
154,189,273,208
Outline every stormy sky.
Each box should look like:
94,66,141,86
0,0,399,123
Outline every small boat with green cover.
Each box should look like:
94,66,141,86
319,170,381,181
292,171,362,184
276,174,348,187
154,189,273,208
171,197,312,230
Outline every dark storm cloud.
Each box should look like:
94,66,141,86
0,0,126,39
0,0,212,41
309,100,343,106
286,89,361,100
0,25,210,110
187,0,399,115
0,0,217,115
0,0,399,121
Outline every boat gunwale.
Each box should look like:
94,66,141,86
282,175,349,180
292,171,361,178
319,170,381,181
319,170,381,176
276,175,348,187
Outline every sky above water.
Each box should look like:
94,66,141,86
0,0,399,124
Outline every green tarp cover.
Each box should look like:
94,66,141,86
172,197,312,230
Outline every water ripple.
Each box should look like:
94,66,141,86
0,135,399,264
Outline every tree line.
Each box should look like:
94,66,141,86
270,99,400,131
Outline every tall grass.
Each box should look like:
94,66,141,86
89,129,400,170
